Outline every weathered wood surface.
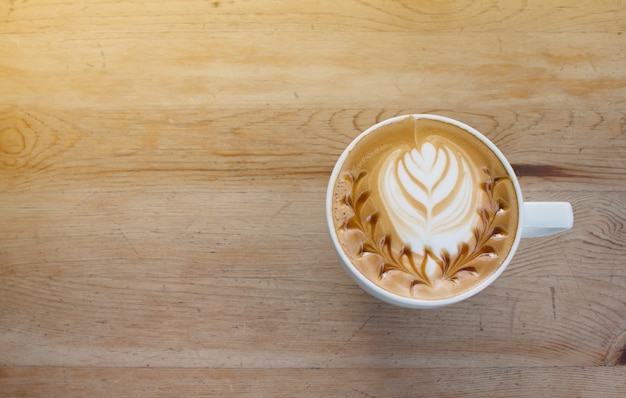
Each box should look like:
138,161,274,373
1,1,625,396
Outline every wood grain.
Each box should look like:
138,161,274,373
2,0,626,396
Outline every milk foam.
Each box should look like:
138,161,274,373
380,140,481,260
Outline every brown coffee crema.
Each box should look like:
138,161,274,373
331,116,519,300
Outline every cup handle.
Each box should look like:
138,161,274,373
521,202,574,238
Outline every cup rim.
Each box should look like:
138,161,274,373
326,114,525,308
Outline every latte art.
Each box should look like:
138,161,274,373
331,116,519,300
381,141,480,259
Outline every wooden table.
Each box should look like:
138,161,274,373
1,1,625,396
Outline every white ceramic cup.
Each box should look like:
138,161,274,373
326,114,574,308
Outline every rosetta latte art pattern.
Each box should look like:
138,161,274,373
341,138,511,292
380,142,479,257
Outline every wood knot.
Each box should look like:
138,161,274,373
0,116,33,167
0,110,83,172
618,348,626,366
0,126,26,155
604,327,626,366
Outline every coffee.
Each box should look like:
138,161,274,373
330,115,519,300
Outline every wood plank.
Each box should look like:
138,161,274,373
1,186,623,281
2,255,625,368
1,108,624,192
2,0,625,34
1,367,625,397
1,32,624,110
